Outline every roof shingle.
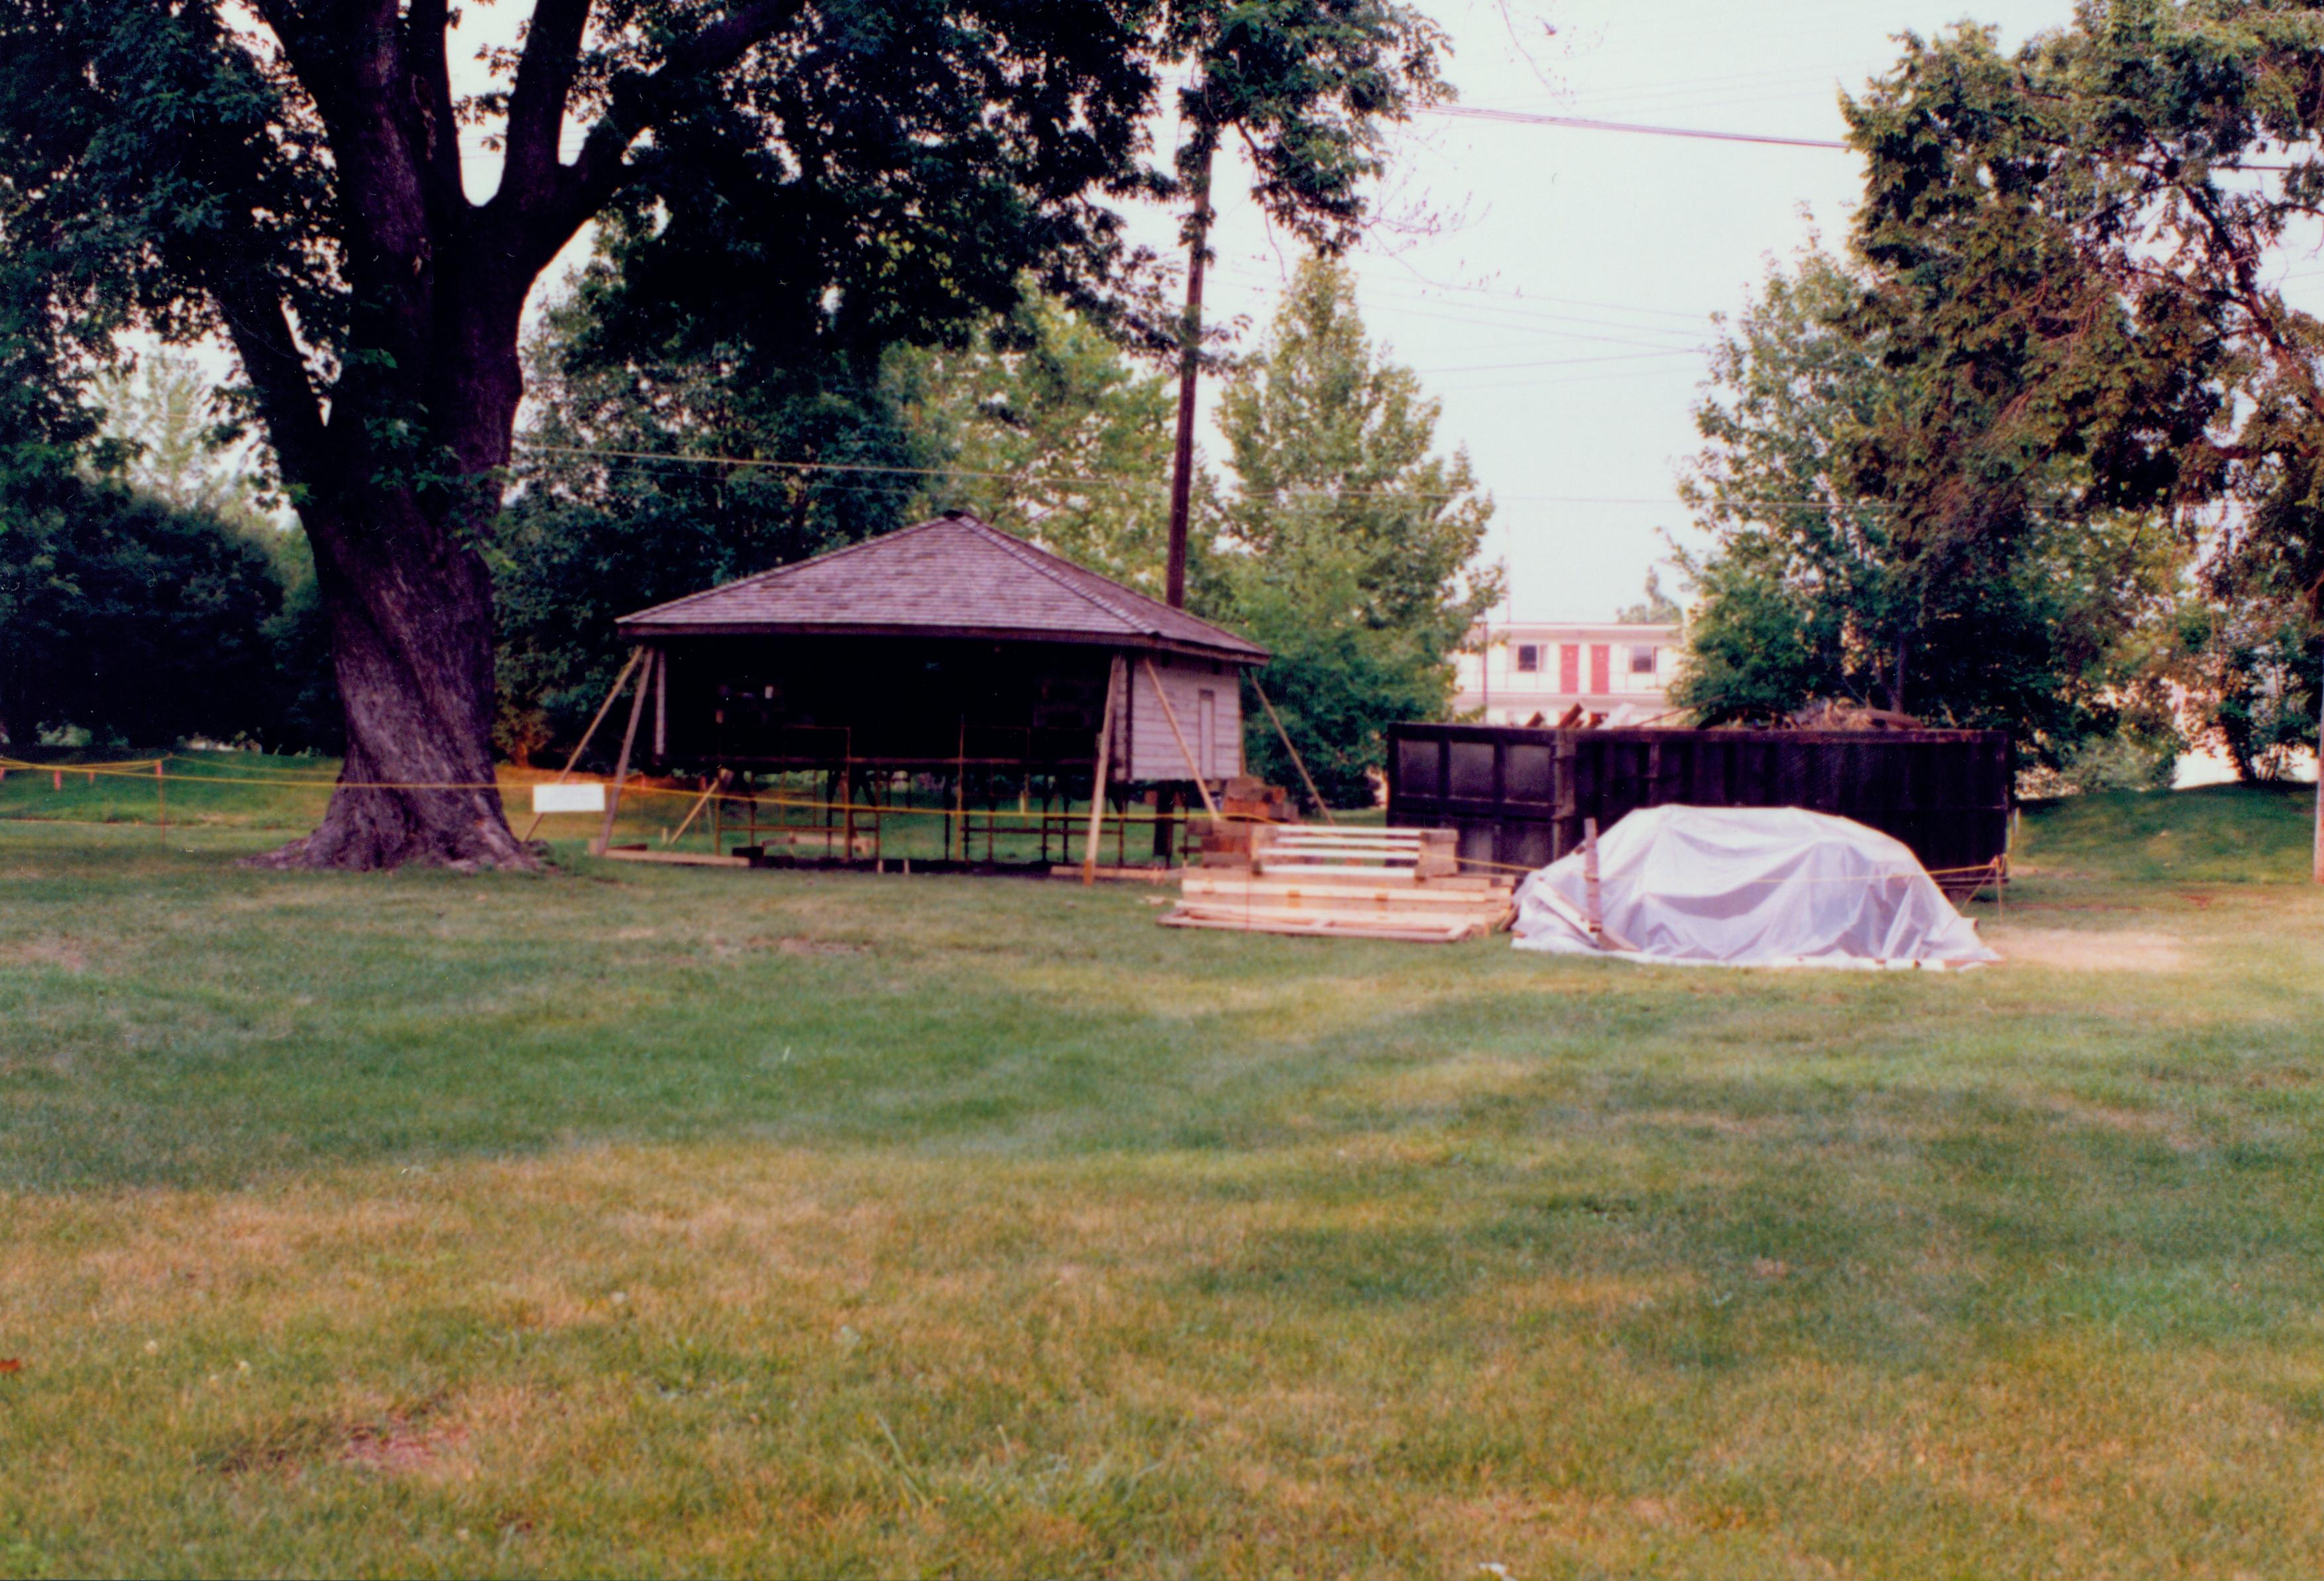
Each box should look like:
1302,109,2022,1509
616,513,1268,663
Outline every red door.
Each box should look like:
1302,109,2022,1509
1589,644,1610,694
1559,645,1580,692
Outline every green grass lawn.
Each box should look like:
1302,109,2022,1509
3,782,2322,1576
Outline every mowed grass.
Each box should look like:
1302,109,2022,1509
3,787,2323,1577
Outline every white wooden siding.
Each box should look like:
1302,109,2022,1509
1115,655,1244,781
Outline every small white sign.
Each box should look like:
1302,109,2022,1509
532,783,607,815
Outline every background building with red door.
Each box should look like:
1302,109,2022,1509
1451,620,1681,726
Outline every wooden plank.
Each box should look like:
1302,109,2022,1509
1171,908,1510,940
1141,655,1222,820
1238,867,1507,892
591,653,654,856
1268,826,1425,841
1251,679,1336,825
599,847,753,868
1174,886,1515,920
1182,877,1512,908
1266,834,1425,849
1081,654,1125,883
1160,909,1478,944
1174,896,1512,925
1048,863,1176,883
1174,895,1492,920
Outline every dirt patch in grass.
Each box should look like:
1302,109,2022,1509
1997,928,2187,973
340,1420,465,1473
2040,1095,2203,1152
777,936,865,957
0,938,89,973
209,1408,463,1479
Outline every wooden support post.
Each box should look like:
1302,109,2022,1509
1252,679,1335,826
154,759,166,839
592,654,653,856
1141,656,1221,822
1081,655,1125,884
523,647,644,842
666,769,728,847
652,647,668,761
1582,816,1604,945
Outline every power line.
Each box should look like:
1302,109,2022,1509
1409,348,1707,376
1421,104,1848,152
1207,258,1714,329
513,439,1876,512
1419,102,2308,173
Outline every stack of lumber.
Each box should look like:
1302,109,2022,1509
1162,825,1516,944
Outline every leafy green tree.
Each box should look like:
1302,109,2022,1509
0,470,301,750
0,0,1252,869
1836,6,2324,804
1673,248,2185,767
1217,258,1497,806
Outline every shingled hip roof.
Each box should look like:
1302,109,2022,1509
616,512,1269,663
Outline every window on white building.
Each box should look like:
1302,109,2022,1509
1516,643,1540,673
1630,645,1657,675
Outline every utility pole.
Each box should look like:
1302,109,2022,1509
1164,117,1217,611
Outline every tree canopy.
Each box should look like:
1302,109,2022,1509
1818,4,2324,782
1672,246,2185,767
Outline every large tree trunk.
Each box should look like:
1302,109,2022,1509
247,488,535,872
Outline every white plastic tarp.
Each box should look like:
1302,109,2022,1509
1511,804,1997,970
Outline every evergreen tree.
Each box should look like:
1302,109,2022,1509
1217,258,1498,806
